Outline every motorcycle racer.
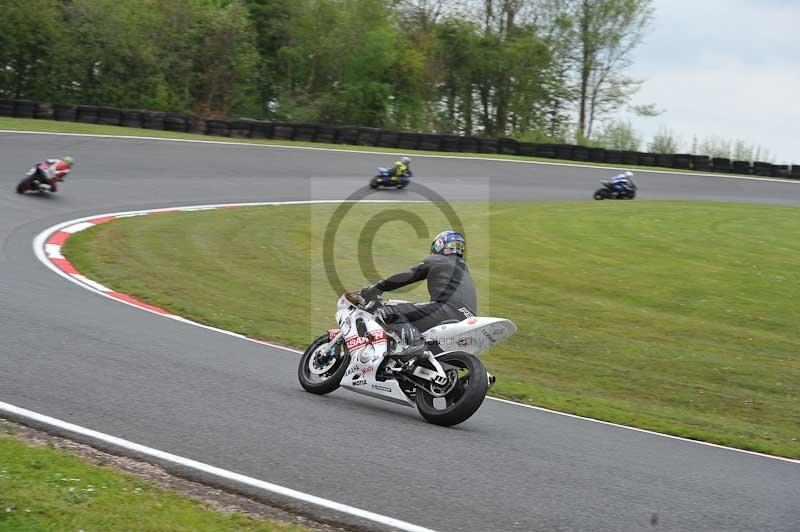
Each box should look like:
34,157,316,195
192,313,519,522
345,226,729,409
608,170,636,194
360,230,476,337
31,156,75,192
387,156,412,183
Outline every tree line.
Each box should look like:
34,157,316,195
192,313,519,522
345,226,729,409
2,0,656,145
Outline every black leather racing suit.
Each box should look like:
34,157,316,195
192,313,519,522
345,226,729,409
375,254,477,333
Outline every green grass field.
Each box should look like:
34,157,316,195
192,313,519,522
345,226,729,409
64,201,800,458
0,424,305,531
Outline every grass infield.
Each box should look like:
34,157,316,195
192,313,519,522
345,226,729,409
64,201,800,458
0,423,305,531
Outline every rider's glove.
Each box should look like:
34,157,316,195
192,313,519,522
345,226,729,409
360,284,383,303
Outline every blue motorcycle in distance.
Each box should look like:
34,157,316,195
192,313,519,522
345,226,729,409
369,167,412,190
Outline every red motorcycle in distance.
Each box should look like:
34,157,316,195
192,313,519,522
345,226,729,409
16,158,73,194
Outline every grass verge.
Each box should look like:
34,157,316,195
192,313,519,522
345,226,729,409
1,116,706,174
0,422,305,531
64,201,800,458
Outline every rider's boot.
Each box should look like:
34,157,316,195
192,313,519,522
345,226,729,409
393,343,425,360
39,182,52,191
390,322,425,360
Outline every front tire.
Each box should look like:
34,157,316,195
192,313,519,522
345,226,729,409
415,352,488,427
298,335,350,395
369,177,380,189
593,189,608,200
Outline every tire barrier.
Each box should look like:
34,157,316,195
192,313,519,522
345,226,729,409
97,107,122,126
53,104,76,122
0,99,15,117
142,111,165,130
712,158,732,173
733,161,752,175
14,100,36,119
121,109,144,129
205,119,229,137
2,99,797,178
190,116,207,135
75,105,99,124
34,102,54,120
164,113,190,133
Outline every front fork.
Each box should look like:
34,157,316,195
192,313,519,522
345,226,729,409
319,330,343,361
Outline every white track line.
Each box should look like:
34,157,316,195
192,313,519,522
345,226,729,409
28,202,800,465
0,401,438,532
3,128,799,185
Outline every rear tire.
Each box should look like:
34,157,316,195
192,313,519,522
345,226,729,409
16,176,34,194
298,335,350,395
415,352,488,427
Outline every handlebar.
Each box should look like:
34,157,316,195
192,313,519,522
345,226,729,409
345,291,383,311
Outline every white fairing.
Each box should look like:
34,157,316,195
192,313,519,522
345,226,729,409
330,294,516,406
335,295,414,406
422,317,517,355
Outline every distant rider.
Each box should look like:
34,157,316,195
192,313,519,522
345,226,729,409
32,156,75,192
608,170,635,193
387,156,412,183
360,231,476,350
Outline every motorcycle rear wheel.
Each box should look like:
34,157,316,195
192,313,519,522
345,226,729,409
16,176,34,194
298,335,350,395
415,352,488,426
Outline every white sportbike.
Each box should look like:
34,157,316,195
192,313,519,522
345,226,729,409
298,292,516,426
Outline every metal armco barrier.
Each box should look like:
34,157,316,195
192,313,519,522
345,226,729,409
1,99,796,178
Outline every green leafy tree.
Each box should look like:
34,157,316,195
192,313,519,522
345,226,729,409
596,119,640,150
431,19,481,134
648,126,681,154
0,0,60,100
192,0,260,117
244,0,295,117
276,0,400,126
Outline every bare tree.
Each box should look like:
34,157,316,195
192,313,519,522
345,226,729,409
394,0,464,28
566,0,653,141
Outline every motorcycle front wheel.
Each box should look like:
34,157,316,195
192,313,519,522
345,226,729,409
298,335,350,395
369,177,380,189
415,352,488,427
593,189,608,200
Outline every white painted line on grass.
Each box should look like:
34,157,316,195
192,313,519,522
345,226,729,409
0,400,438,532
31,201,800,466
488,398,799,464
3,128,799,185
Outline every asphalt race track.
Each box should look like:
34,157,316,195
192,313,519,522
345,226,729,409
2,131,799,532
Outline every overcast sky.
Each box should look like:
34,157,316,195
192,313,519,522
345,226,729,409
623,0,799,163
